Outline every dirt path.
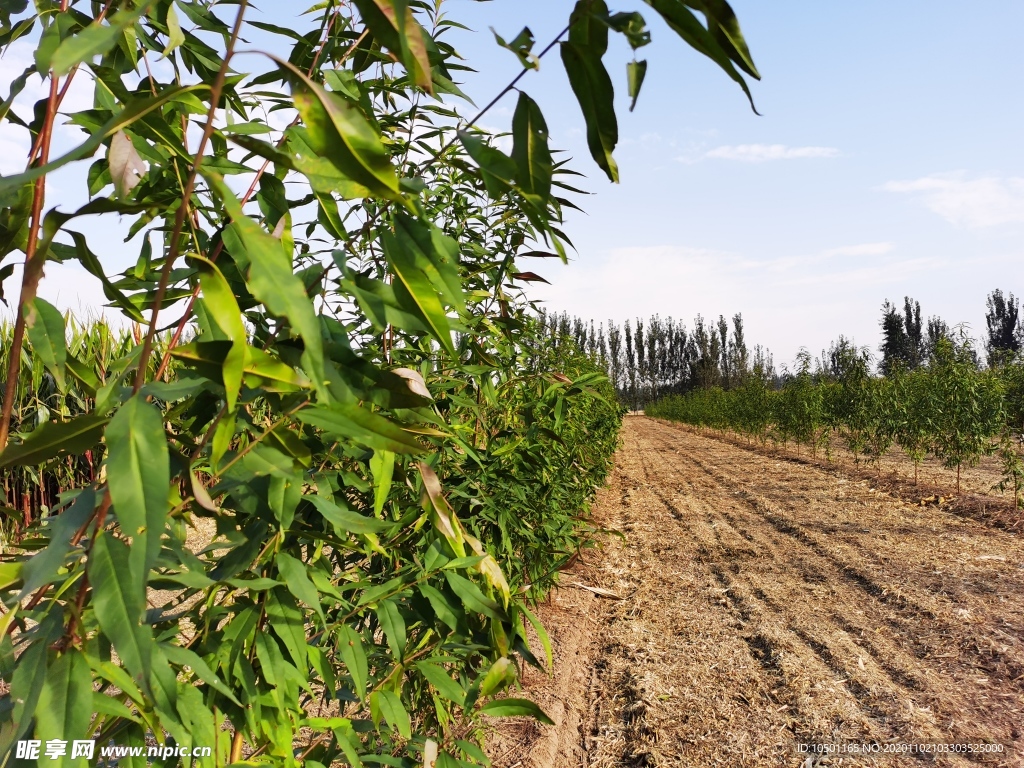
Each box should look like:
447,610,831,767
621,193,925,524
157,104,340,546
488,417,1024,767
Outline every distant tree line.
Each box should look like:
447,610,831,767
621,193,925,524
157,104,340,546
537,310,775,411
542,289,1024,414
644,289,1024,503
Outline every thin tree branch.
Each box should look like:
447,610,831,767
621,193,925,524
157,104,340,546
132,0,251,393
0,1,73,451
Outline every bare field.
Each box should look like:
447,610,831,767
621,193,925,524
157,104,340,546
489,417,1024,767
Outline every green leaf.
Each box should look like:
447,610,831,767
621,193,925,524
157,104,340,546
492,26,538,69
643,0,758,112
0,562,20,590
370,449,395,516
338,625,368,701
477,657,514,698
297,403,425,454
276,551,325,626
274,56,402,201
627,59,648,112
415,661,465,706
352,0,434,92
512,92,552,204
35,650,94,760
0,414,108,469
266,587,308,669
211,173,327,399
393,214,465,312
418,583,460,631
477,697,553,724
608,11,651,50
306,494,396,535
88,532,153,686
383,228,454,356
0,83,211,195
5,639,46,750
105,395,170,581
190,254,247,411
49,3,152,76
375,599,406,660
560,2,619,182
23,297,66,388
91,691,139,722
458,131,516,198
690,0,759,78
520,604,553,671
162,1,185,55
170,341,309,392
161,643,242,707
444,571,503,620
376,689,411,739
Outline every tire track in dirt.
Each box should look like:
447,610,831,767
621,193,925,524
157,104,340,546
638,432,943,761
645,420,1024,755
489,418,1023,768
654,423,1024,692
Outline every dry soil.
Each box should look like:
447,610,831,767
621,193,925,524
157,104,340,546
488,417,1024,767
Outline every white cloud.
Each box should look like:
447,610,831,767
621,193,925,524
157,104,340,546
703,143,840,162
883,173,1024,228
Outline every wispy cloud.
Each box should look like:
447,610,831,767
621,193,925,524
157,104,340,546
883,173,1024,228
703,144,840,162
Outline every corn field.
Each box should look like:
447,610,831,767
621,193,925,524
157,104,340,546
0,318,170,540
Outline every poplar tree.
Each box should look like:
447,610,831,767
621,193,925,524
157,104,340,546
985,289,1022,367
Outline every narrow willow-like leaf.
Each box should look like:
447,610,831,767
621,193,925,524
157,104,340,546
210,173,327,398
627,59,648,111
190,254,247,411
644,0,759,112
35,650,94,761
277,552,325,625
275,57,402,200
23,296,67,388
338,625,368,701
376,689,412,739
89,533,153,686
352,0,434,92
415,661,466,706
370,449,395,515
297,403,425,454
105,396,170,580
512,92,553,204
560,1,619,182
477,697,554,724
49,3,151,75
306,494,397,535
0,414,108,469
375,599,406,660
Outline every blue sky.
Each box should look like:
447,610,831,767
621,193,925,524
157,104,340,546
3,1,1023,366
444,1,1024,364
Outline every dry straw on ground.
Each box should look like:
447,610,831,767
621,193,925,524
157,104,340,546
489,417,1024,768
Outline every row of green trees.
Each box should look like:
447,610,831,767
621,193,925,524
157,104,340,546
878,291,1022,374
541,311,774,411
0,0,758,765
542,292,1022,414
649,337,1024,501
